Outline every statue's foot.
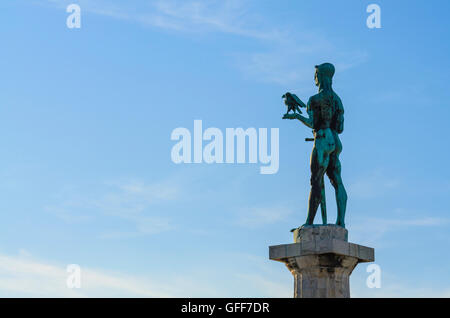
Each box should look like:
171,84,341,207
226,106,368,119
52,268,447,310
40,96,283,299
335,221,346,228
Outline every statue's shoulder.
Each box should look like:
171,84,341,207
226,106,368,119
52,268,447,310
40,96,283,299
310,93,321,101
308,93,320,106
333,92,343,103
309,92,329,112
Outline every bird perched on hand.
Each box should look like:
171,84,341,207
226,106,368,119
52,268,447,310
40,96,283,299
282,92,304,116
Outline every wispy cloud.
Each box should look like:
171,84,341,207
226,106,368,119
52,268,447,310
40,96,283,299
350,216,450,245
41,0,368,85
43,0,277,38
236,206,293,228
235,273,290,297
0,251,172,297
45,179,179,238
95,180,178,217
149,0,281,40
348,168,400,199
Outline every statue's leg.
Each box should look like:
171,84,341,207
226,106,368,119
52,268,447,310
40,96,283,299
320,176,327,225
327,154,347,228
305,147,329,226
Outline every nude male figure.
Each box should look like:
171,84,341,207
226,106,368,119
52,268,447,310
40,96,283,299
283,63,347,228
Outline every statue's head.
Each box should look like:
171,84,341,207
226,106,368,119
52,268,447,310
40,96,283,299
314,63,335,87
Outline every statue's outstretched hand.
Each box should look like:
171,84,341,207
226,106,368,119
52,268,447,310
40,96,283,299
282,113,299,120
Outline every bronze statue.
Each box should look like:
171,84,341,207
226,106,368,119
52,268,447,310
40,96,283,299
283,63,347,228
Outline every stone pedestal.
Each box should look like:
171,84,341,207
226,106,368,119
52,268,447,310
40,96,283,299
269,225,374,298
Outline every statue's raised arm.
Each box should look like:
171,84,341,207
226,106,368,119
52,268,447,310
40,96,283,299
282,97,313,129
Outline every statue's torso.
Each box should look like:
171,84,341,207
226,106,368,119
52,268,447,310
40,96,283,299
310,91,336,131
309,90,344,154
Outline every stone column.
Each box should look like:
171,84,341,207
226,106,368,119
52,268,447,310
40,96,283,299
269,225,374,298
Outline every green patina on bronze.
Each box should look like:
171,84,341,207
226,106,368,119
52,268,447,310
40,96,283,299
282,63,347,228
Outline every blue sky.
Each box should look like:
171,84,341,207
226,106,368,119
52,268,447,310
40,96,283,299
0,0,449,297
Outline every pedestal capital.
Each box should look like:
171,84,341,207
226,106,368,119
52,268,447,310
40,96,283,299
269,225,375,298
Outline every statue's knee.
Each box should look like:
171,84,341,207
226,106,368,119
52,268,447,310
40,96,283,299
310,181,321,192
337,185,348,202
342,189,348,201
